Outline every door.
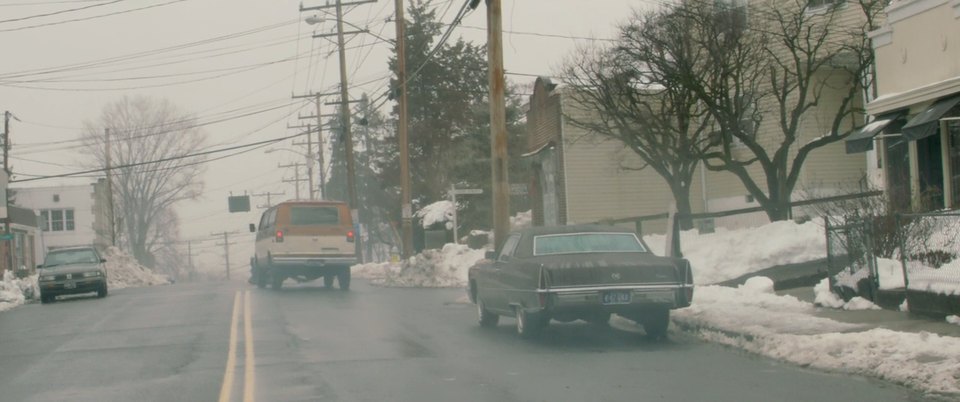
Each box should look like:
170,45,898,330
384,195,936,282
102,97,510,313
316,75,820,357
483,233,522,313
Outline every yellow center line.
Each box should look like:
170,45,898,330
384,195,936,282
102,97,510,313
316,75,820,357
243,290,256,402
218,290,241,402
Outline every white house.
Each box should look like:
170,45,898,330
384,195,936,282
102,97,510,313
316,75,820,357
12,179,110,263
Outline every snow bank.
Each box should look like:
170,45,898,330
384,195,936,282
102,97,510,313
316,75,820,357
416,200,454,229
102,247,170,289
0,271,38,313
357,243,485,288
644,219,826,285
673,278,960,396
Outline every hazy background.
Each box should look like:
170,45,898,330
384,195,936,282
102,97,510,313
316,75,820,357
1,0,647,276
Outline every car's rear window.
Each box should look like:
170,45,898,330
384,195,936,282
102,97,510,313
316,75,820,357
533,233,646,255
289,206,341,225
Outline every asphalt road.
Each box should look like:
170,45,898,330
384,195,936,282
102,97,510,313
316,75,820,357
0,279,934,402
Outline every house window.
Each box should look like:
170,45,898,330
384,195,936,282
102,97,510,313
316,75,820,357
807,0,842,12
39,209,75,232
949,121,960,208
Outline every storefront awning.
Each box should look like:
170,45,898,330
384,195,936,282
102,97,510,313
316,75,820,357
901,95,960,141
845,110,907,154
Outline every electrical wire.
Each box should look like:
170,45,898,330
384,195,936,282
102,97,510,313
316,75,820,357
0,0,188,33
11,129,310,183
0,0,124,24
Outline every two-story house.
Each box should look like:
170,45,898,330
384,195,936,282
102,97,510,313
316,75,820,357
12,179,111,264
849,0,960,211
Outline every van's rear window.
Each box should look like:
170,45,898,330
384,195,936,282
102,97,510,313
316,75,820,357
289,206,340,225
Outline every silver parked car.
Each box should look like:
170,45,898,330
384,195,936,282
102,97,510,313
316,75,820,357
37,247,108,304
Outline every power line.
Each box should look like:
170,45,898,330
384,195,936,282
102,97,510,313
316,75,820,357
0,0,188,33
11,129,310,183
0,0,124,24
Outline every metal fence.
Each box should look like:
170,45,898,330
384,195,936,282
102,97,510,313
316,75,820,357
825,217,878,300
896,212,960,293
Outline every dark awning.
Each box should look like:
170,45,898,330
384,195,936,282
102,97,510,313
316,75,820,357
901,95,960,141
845,110,907,154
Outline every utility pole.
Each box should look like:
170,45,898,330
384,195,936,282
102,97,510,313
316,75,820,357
287,93,337,200
212,231,238,280
104,128,116,246
3,111,11,274
302,0,375,262
251,191,285,209
485,0,510,248
279,162,306,200
394,0,414,259
292,126,315,200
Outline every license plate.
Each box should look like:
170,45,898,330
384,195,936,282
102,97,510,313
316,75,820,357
601,291,632,305
64,282,77,289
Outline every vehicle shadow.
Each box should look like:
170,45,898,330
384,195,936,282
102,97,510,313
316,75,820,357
475,319,694,352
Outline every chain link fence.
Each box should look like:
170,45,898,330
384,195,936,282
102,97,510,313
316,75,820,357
896,212,960,294
825,217,878,301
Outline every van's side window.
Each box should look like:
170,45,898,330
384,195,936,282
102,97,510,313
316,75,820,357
261,208,277,231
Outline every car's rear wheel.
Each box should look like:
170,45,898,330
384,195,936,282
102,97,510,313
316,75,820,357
477,297,499,328
323,275,335,288
642,308,670,341
516,307,544,339
271,273,284,290
337,268,350,291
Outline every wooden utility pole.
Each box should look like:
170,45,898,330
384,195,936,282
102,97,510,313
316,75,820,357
302,0,375,262
279,162,306,200
394,0,414,259
486,0,510,248
212,231,238,280
104,128,116,246
3,111,11,274
251,191,285,209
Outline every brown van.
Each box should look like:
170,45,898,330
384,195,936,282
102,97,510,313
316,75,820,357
251,200,356,290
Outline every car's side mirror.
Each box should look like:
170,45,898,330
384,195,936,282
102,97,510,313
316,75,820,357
249,223,256,233
484,250,497,260
100,258,107,263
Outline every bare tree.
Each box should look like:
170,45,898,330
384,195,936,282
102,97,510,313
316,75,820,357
690,0,881,221
83,96,206,268
562,7,720,229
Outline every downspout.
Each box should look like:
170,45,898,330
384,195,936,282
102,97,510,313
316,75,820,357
558,94,571,225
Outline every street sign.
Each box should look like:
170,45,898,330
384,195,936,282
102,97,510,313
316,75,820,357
0,233,13,240
450,188,483,195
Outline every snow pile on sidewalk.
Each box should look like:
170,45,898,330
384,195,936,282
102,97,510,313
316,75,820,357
644,219,826,285
102,247,170,289
672,277,960,396
0,271,38,313
357,243,484,288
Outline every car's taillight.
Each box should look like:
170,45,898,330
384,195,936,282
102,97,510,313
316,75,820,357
346,230,355,243
276,230,284,243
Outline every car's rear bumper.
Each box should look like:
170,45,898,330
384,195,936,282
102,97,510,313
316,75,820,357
538,283,693,312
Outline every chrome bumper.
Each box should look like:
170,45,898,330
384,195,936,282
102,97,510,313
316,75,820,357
541,283,691,309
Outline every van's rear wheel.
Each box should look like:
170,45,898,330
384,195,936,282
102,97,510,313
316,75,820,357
337,268,351,291
323,275,335,288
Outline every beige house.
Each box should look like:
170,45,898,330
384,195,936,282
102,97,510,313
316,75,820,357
851,0,960,211
524,1,875,232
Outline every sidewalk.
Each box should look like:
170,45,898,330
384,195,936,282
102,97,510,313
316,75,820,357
777,285,960,338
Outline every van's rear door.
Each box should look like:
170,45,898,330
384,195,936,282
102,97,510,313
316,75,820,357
275,204,354,257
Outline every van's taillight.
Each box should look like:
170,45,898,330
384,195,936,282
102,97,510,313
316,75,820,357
346,230,355,243
276,230,284,243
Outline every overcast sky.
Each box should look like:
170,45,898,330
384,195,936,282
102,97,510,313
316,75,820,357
1,0,651,273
